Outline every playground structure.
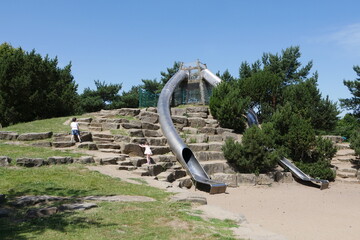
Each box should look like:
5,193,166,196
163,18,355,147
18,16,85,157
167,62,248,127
157,60,329,194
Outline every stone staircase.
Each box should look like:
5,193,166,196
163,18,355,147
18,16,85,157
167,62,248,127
4,106,359,188
332,143,360,183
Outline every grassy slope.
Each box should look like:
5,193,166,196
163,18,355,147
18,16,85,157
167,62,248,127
0,116,239,240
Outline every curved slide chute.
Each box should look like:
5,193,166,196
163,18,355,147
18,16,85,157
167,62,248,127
157,69,227,194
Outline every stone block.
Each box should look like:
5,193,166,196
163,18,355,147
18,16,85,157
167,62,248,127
212,173,237,187
143,164,163,176
48,156,73,165
78,117,92,123
122,143,144,156
171,116,188,128
118,108,141,116
256,174,274,185
202,162,225,175
138,111,159,124
122,121,142,129
186,106,209,113
16,158,48,167
100,157,122,165
237,174,256,186
0,156,12,167
189,143,209,152
78,142,98,150
198,127,216,134
151,146,171,155
128,129,144,137
188,118,206,128
275,171,294,183
156,171,175,182
76,156,95,164
0,131,18,140
177,177,193,189
102,122,120,130
113,135,131,142
143,129,162,137
18,132,53,141
141,122,160,130
208,142,223,151
53,142,75,148
171,108,186,116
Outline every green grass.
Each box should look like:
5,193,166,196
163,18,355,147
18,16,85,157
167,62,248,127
0,165,239,240
0,142,84,161
1,116,73,134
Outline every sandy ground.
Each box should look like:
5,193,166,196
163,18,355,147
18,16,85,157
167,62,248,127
202,182,360,240
88,165,360,240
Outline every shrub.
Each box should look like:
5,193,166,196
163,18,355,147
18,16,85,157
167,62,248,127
350,129,360,157
295,161,336,181
311,137,337,162
210,81,250,133
222,125,279,174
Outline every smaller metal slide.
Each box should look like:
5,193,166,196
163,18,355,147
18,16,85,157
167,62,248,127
157,69,227,194
279,158,329,190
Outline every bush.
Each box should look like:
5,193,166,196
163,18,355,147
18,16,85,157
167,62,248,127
222,125,279,174
350,129,360,157
295,161,336,181
311,137,337,162
209,81,250,133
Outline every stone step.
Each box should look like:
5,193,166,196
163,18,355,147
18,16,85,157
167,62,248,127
194,151,226,161
118,160,135,166
336,148,355,156
333,155,357,162
98,149,122,154
118,165,137,171
52,141,75,148
201,160,235,175
335,177,360,184
89,127,102,132
92,133,114,139
127,157,147,167
335,143,351,150
96,143,120,149
336,170,357,178
132,169,150,176
139,164,164,176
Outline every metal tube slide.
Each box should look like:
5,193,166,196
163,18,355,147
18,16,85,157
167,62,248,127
157,69,227,194
279,158,329,190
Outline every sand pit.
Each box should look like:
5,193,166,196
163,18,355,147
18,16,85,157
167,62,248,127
203,182,360,240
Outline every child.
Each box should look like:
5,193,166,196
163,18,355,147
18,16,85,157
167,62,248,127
139,141,153,164
70,117,82,143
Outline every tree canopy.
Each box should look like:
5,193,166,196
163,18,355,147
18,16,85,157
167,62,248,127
340,65,360,117
0,43,78,126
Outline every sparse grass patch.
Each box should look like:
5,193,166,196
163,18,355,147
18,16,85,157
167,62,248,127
0,142,85,161
0,165,239,240
110,129,129,136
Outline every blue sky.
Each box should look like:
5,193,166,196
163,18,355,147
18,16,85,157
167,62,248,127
1,0,360,115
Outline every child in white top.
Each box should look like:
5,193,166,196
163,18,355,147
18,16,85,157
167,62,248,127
139,141,153,164
70,117,82,143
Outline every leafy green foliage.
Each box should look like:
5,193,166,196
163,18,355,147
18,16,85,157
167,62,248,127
78,80,122,112
350,129,360,157
209,81,250,133
160,61,181,86
222,124,279,174
332,114,360,140
295,161,335,181
340,65,360,117
0,43,78,127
